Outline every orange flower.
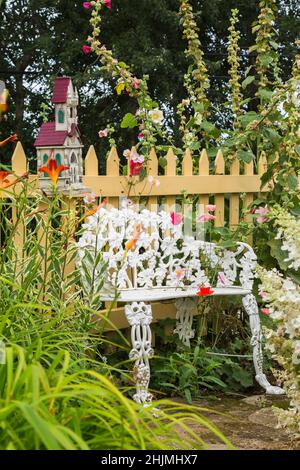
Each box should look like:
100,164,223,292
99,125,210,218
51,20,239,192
0,134,18,147
125,224,142,251
83,198,109,218
38,158,69,187
0,170,28,189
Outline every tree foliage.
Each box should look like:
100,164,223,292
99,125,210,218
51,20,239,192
0,0,299,167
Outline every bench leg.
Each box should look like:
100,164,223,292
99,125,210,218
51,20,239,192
173,298,197,347
125,301,154,405
242,294,284,395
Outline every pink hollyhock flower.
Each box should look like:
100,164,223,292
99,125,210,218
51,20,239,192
198,213,216,222
170,212,183,225
255,206,269,224
260,291,267,299
133,78,140,89
261,308,270,315
104,0,111,8
98,129,108,138
129,160,143,176
83,2,91,9
205,204,216,212
84,192,96,205
217,272,227,286
138,132,144,140
130,150,144,164
123,149,131,159
175,267,185,281
148,175,160,187
82,45,91,55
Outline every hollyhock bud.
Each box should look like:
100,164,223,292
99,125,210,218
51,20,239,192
82,45,91,55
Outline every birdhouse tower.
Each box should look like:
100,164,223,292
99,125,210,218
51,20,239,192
34,76,89,194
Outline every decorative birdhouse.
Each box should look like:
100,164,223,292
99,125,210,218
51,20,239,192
34,76,90,194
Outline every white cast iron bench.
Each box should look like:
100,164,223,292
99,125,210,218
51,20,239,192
78,207,284,404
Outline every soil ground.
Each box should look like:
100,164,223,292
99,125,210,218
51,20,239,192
174,394,300,450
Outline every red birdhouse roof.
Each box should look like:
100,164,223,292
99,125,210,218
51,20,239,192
52,77,71,104
34,122,67,146
34,122,82,147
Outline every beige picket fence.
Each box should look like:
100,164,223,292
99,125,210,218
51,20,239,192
4,142,269,333
7,141,269,225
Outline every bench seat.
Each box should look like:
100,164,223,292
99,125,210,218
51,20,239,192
101,286,251,303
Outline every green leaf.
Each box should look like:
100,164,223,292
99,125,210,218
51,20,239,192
259,53,273,67
232,367,253,388
242,75,255,89
184,388,193,404
193,102,205,113
267,239,289,270
287,174,298,191
263,128,281,144
295,145,300,156
270,40,279,50
258,88,273,101
120,113,138,129
189,141,200,150
158,157,167,168
237,149,255,163
118,61,128,69
238,111,259,127
290,206,300,217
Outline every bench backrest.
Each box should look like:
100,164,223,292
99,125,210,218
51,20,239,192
77,207,257,291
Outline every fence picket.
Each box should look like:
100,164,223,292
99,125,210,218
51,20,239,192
214,150,225,227
243,160,254,222
165,147,177,213
229,156,240,226
106,147,120,208
198,149,209,211
147,148,158,212
11,142,27,271
182,149,193,233
85,145,99,176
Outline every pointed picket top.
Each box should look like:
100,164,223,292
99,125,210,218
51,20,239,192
215,150,225,175
199,149,209,175
147,148,158,175
165,147,177,175
230,155,240,175
85,145,99,176
244,159,254,175
182,148,193,175
107,146,120,176
258,152,268,176
12,141,27,174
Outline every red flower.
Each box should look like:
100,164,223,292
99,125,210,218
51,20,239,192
104,0,111,8
170,211,183,225
82,45,91,55
129,160,143,176
39,158,69,187
196,286,214,296
82,2,91,9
